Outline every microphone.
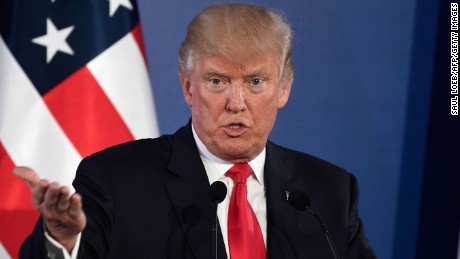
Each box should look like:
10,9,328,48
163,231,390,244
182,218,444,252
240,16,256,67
286,191,340,259
209,181,227,203
209,181,227,259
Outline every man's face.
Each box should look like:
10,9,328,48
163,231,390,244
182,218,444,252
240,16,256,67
180,54,292,163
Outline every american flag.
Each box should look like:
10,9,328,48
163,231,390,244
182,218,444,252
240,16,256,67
0,0,159,258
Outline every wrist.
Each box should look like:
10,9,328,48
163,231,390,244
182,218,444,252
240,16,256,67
45,230,82,258
58,236,78,252
44,221,80,253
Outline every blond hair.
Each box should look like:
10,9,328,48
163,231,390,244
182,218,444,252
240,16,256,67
178,3,294,82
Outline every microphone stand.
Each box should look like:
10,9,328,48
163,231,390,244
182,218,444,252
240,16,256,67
286,191,340,259
212,200,219,259
305,206,340,259
209,181,226,259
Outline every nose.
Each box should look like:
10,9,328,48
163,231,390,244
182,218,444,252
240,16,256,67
225,83,246,113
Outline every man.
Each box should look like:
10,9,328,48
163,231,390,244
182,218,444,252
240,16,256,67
15,3,376,259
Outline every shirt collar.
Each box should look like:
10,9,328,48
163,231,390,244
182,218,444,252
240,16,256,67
192,124,266,186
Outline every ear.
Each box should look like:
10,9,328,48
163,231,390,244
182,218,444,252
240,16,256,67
179,72,193,107
277,79,292,109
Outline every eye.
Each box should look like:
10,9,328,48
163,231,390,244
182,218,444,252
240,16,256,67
251,78,264,86
252,79,260,85
247,78,267,93
211,78,221,85
206,77,227,93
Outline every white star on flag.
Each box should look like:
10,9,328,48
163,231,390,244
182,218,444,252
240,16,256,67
108,0,133,17
31,18,75,63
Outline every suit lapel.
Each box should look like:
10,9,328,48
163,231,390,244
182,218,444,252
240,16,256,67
264,141,298,258
264,141,322,258
265,141,333,258
165,123,227,259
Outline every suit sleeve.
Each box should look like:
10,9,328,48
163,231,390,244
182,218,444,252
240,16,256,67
346,174,377,259
71,155,117,258
18,217,48,259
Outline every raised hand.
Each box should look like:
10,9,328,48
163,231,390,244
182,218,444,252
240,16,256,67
14,166,86,252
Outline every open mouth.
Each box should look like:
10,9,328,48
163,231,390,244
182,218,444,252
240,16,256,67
224,123,247,137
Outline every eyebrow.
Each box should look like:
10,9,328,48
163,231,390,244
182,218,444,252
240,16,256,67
243,68,271,78
203,70,228,77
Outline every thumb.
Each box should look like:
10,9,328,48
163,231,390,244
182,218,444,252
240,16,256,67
13,166,41,188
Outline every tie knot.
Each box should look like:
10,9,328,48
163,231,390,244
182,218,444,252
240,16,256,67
226,163,253,184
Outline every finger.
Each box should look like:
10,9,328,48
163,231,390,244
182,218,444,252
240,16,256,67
31,179,49,207
56,186,71,213
13,166,40,188
68,193,83,219
43,182,60,210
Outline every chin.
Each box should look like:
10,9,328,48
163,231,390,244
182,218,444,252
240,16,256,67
219,145,258,162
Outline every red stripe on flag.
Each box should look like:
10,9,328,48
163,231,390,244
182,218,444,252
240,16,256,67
43,67,135,158
131,23,148,63
0,142,39,259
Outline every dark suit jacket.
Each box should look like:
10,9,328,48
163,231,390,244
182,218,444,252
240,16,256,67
20,122,376,259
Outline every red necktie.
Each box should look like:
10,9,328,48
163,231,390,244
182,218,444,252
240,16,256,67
227,163,266,259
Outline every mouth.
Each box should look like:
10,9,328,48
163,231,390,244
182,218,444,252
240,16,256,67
223,123,248,137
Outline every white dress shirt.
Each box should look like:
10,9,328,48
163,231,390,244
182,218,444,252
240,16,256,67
192,125,267,257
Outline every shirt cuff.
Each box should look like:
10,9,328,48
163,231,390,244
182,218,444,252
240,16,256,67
44,231,82,259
